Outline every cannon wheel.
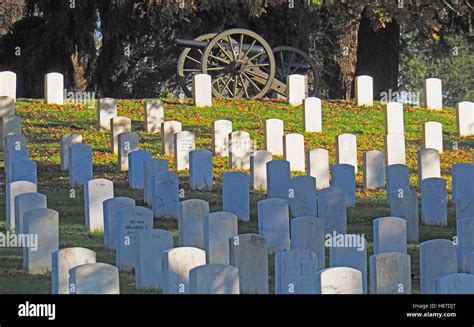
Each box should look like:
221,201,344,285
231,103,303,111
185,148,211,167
177,33,217,98
271,46,321,98
201,28,276,99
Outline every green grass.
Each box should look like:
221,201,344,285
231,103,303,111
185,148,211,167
0,97,473,294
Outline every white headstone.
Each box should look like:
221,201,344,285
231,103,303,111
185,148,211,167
306,148,330,189
193,74,212,107
384,133,406,165
336,133,357,172
144,100,164,134
0,71,17,101
264,119,284,155
250,150,272,191
97,98,118,131
303,97,322,132
287,74,305,106
213,120,232,157
384,102,404,135
161,121,182,156
110,116,131,155
174,131,195,170
355,75,373,106
228,131,251,169
423,122,443,153
456,101,474,137
424,78,442,110
44,73,64,105
84,179,114,231
284,133,305,172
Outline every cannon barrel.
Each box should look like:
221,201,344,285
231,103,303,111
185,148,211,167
175,38,265,54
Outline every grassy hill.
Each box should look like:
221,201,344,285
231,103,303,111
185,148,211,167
1,97,473,294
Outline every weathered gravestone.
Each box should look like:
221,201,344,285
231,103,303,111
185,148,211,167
69,263,119,294
189,149,213,191
386,164,410,204
452,163,474,203
229,233,269,294
370,252,412,294
258,198,290,254
275,249,318,294
390,189,419,243
204,211,238,264
223,172,249,222
162,247,206,294
14,192,47,235
118,132,139,171
384,133,406,165
144,100,164,134
97,98,117,131
266,160,290,200
52,247,96,294
136,229,173,290
5,145,28,184
174,131,195,170
457,217,474,272
228,131,251,169
152,171,179,220
355,75,373,106
336,133,358,172
116,206,154,271
284,133,305,172
0,72,16,100
250,150,272,191
84,178,114,231
264,119,283,155
306,148,330,190
213,119,232,157
192,73,212,107
189,264,240,294
11,159,37,185
288,176,317,218
0,96,15,151
363,150,385,189
303,97,322,132
60,134,82,171
423,122,443,153
103,197,136,249
317,187,347,235
1,115,21,152
315,267,363,294
128,150,152,189
421,177,447,226
384,102,404,135
69,143,93,187
161,120,182,156
178,199,209,249
417,148,441,185
373,217,407,255
329,235,368,293
434,273,474,294
6,181,36,231
144,158,168,204
291,216,325,271
44,72,64,105
110,116,131,155
287,74,305,106
331,164,356,207
420,239,457,294
3,134,25,160
23,208,59,274
456,101,474,136
424,78,442,110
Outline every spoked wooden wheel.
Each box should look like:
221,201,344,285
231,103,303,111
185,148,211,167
271,46,321,98
177,33,216,98
201,28,276,99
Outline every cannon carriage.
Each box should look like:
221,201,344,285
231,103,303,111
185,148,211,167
176,28,320,99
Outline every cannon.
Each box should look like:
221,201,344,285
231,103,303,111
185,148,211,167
176,28,320,99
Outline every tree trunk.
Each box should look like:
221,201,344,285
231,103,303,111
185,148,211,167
322,11,360,100
354,12,400,100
